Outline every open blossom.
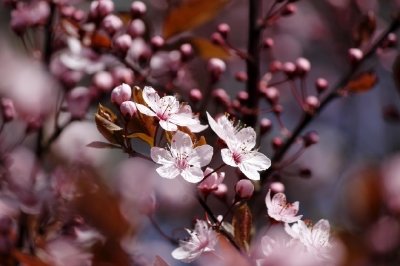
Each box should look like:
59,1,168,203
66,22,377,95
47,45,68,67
284,219,331,256
136,86,207,132
172,220,218,263
265,190,302,223
207,112,271,180
197,167,225,195
151,131,213,183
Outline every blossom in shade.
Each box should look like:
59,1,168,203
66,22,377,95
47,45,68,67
265,190,302,223
172,220,218,263
197,167,225,195
206,112,271,180
136,86,206,132
151,131,213,183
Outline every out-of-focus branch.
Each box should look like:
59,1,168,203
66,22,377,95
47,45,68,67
261,14,400,184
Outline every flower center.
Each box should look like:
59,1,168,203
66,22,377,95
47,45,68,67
175,158,188,170
232,152,242,164
156,111,169,121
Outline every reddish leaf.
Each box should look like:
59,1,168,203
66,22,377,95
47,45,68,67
95,104,123,144
86,141,121,149
92,239,131,266
91,31,112,49
232,203,252,252
189,37,231,59
345,71,378,93
163,0,230,39
153,255,170,266
353,11,376,47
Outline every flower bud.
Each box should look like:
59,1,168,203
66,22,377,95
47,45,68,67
120,101,137,117
211,32,226,46
111,67,134,84
283,62,296,78
384,33,397,48
269,181,285,193
217,23,230,39
212,88,230,107
130,1,147,18
150,36,165,51
73,9,85,22
348,48,363,63
269,60,283,73
303,131,319,147
305,96,319,113
102,14,123,35
263,87,280,105
93,71,114,92
128,19,146,38
295,57,311,76
263,38,274,49
111,83,132,105
189,89,203,103
273,104,283,115
236,91,249,103
113,34,132,53
235,179,254,199
180,43,194,61
1,98,16,123
90,0,114,19
272,137,283,150
315,78,328,93
281,3,297,16
208,58,226,81
235,71,247,82
260,118,272,135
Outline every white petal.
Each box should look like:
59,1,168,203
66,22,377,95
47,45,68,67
180,167,204,183
142,86,160,112
235,127,256,151
169,113,198,126
156,164,180,179
265,189,272,210
187,123,208,133
171,247,193,262
238,163,260,180
206,112,227,141
159,120,178,131
171,131,193,156
221,148,237,167
312,219,330,247
189,145,213,167
242,151,271,171
150,147,173,165
136,103,156,117
159,95,179,114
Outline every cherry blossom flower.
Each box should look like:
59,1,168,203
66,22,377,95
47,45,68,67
197,167,225,195
207,112,271,180
172,219,218,263
136,86,207,132
284,219,331,256
265,190,302,223
151,131,213,183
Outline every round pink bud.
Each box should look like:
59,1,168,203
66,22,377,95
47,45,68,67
113,34,132,53
130,1,147,18
235,179,254,199
120,101,137,117
217,23,230,38
189,89,203,102
111,67,134,84
273,104,283,115
237,90,249,103
127,19,146,38
1,98,16,122
269,181,285,193
73,9,85,22
281,3,297,16
235,71,247,82
303,131,319,147
260,118,272,135
315,78,328,93
90,0,114,19
263,38,274,49
102,14,123,35
295,57,311,76
208,58,226,81
212,88,230,107
232,99,241,112
305,95,320,113
93,71,114,92
180,43,194,61
60,6,75,18
269,60,283,73
150,36,165,50
263,87,279,105
211,32,226,46
111,83,132,105
348,48,363,63
283,62,296,78
385,33,397,48
272,137,283,150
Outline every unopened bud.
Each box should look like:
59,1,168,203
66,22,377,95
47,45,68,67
260,118,272,135
113,34,132,53
237,91,249,103
208,58,226,81
93,71,114,92
102,14,123,35
315,78,328,93
127,19,146,38
150,36,165,50
295,57,311,76
305,96,319,113
235,71,247,82
263,38,274,49
235,179,254,199
111,83,132,105
212,88,230,107
263,87,280,105
180,43,194,61
283,62,296,78
130,1,147,18
111,67,134,84
348,48,363,63
211,32,226,46
90,0,114,19
217,23,230,39
189,89,203,102
303,131,319,147
120,101,137,117
269,181,285,193
269,60,283,73
272,137,283,150
281,3,297,16
273,104,283,115
1,98,16,123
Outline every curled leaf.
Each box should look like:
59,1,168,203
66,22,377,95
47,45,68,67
345,71,378,93
232,203,252,252
163,0,230,39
